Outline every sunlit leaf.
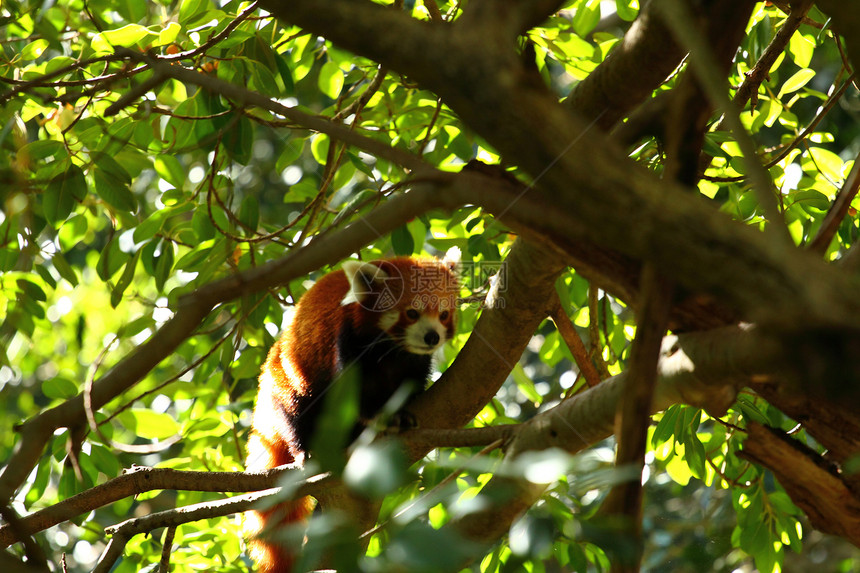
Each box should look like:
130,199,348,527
777,68,815,98
318,60,344,99
91,24,156,53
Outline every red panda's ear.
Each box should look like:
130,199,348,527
443,246,462,274
341,261,389,306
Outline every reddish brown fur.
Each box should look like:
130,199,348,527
244,256,458,572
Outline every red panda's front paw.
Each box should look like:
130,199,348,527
390,410,418,432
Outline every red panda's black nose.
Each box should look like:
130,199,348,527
424,331,440,347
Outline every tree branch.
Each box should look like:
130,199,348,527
94,488,297,573
602,265,674,573
731,0,815,111
565,0,686,130
460,0,565,37
445,325,776,558
0,466,308,548
740,422,860,547
549,294,602,388
109,48,430,175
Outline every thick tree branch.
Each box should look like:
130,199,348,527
602,266,674,573
565,0,686,130
740,422,860,547
259,0,860,329
460,0,565,38
446,325,780,557
409,239,566,436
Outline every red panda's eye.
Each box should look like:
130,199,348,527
406,309,420,320
439,311,449,321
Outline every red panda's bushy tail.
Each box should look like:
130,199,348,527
244,430,314,572
244,345,314,573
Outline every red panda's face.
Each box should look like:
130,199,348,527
342,254,460,355
379,294,457,355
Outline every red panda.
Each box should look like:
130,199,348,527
244,249,460,572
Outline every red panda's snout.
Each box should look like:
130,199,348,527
399,310,450,355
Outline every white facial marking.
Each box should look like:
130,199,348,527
403,315,447,355
378,309,399,331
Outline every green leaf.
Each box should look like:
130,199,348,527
20,139,64,161
192,208,216,241
133,204,194,244
94,166,137,213
51,252,79,286
277,138,305,171
791,189,829,211
806,147,844,182
788,31,814,69
614,0,638,22
89,444,121,477
134,211,166,244
239,195,260,232
97,238,131,281
17,277,47,301
111,251,140,308
91,24,156,54
310,366,360,472
571,0,601,37
222,115,254,165
0,248,17,272
318,60,344,99
155,154,186,189
274,53,296,94
154,241,175,292
175,240,215,271
179,0,212,24
20,39,49,61
118,409,180,440
24,454,51,508
43,165,87,226
59,464,81,499
512,363,542,404
311,133,330,165
41,377,78,400
344,440,409,499
155,22,181,47
652,406,681,448
35,264,56,290
683,433,707,480
777,68,815,98
391,225,415,256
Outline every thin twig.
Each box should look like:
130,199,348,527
549,294,602,388
158,526,176,573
